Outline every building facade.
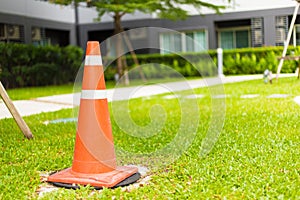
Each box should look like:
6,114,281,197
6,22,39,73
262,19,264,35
1,0,300,54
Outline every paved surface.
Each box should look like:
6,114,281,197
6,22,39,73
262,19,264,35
0,74,297,119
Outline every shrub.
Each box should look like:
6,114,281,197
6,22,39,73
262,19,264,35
107,46,299,80
1,43,299,88
0,43,83,88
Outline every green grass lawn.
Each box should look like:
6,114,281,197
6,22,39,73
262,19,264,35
6,84,75,100
5,81,116,100
0,78,299,199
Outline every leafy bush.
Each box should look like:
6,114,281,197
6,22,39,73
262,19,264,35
1,43,299,88
0,43,83,88
103,46,299,80
220,46,300,75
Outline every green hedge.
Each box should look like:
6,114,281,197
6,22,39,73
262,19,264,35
108,46,299,80
1,44,299,89
220,46,299,75
0,43,83,88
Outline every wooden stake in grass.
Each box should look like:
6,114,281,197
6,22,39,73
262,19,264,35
0,81,33,139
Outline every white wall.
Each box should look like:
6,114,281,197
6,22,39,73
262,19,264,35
78,3,152,24
184,0,297,15
78,4,100,24
0,0,152,24
0,0,75,23
225,0,297,12
0,0,297,24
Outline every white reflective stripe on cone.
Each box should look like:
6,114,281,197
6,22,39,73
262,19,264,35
81,90,107,99
85,55,103,66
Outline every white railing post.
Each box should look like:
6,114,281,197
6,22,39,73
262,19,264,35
217,48,224,78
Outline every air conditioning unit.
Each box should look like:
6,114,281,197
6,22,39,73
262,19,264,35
252,18,262,28
253,30,262,44
32,27,41,41
276,28,286,43
5,25,20,39
276,16,286,27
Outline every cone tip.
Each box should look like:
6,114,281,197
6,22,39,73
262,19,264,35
86,41,100,55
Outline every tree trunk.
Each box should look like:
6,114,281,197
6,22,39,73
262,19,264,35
123,32,147,82
113,12,130,85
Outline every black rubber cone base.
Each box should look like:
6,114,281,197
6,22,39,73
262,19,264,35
50,172,141,190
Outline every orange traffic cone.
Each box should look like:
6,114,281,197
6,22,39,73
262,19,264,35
47,41,139,188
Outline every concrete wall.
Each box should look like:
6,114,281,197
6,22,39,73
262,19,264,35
0,0,152,24
0,11,76,45
80,6,296,51
0,0,75,23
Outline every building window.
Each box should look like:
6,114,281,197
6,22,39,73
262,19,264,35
220,31,234,49
45,28,69,46
275,16,288,46
0,23,24,43
160,33,182,54
251,18,264,47
218,29,250,49
293,25,300,46
31,27,50,46
186,31,207,52
160,30,208,54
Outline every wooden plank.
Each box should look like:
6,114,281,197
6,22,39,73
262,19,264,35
276,3,300,78
277,56,300,60
0,81,33,139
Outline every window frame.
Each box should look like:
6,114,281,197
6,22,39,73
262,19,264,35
159,29,209,54
217,26,251,49
293,24,300,47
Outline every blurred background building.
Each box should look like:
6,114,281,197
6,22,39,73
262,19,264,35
0,0,299,54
